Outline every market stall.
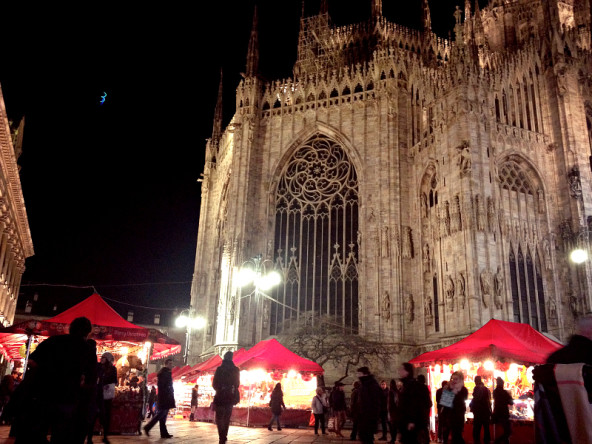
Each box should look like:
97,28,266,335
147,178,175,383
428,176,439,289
0,293,181,435
180,339,323,427
410,319,562,444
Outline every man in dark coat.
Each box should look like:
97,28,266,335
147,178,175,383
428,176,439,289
350,380,362,440
398,362,421,444
212,351,240,444
416,374,433,444
15,316,95,443
357,366,383,444
470,376,491,444
143,359,175,438
547,315,592,365
329,381,347,437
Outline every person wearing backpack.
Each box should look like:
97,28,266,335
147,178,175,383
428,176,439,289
212,351,241,444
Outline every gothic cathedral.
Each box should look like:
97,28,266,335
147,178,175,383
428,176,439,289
189,0,592,362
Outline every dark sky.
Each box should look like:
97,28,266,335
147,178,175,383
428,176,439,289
0,0,469,310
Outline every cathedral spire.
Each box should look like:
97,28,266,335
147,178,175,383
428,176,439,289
245,5,259,78
473,0,485,47
422,0,432,32
372,0,382,20
212,70,223,144
464,0,472,22
320,0,328,15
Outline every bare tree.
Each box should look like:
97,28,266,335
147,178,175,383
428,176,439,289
277,313,392,384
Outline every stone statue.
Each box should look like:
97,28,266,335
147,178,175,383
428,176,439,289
480,269,493,308
476,195,486,231
405,293,415,322
229,295,236,325
542,239,552,270
423,243,431,271
537,189,545,214
457,141,471,176
444,201,451,236
568,166,582,199
425,297,433,325
382,226,390,258
493,266,504,310
421,193,428,218
549,297,557,322
382,291,391,321
402,227,413,258
487,197,496,232
445,275,455,312
357,230,362,253
457,273,466,309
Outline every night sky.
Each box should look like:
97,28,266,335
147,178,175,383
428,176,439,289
0,0,475,311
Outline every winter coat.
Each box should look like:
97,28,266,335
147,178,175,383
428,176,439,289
212,359,241,406
312,395,327,415
387,388,400,423
470,383,491,419
546,335,592,365
440,386,468,429
269,390,286,415
191,387,198,407
398,376,422,427
358,374,382,427
350,387,362,420
330,388,347,411
417,382,432,428
492,387,513,423
379,387,388,413
157,367,176,410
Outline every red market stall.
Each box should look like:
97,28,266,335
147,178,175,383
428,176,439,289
180,339,323,427
410,319,563,444
0,293,181,435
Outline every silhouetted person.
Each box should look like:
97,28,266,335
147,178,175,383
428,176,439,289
440,371,468,444
436,380,448,443
97,352,117,444
147,386,156,418
387,379,400,444
398,363,421,444
350,380,361,440
15,316,95,443
547,315,592,365
212,351,240,444
267,383,286,431
492,377,513,444
143,358,175,439
416,374,432,444
190,384,198,421
471,376,491,444
378,380,389,441
330,381,347,437
357,366,382,444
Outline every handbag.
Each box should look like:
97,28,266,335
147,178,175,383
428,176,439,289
327,416,336,432
103,383,116,400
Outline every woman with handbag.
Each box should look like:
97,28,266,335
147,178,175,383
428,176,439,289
98,352,118,444
268,383,286,431
311,387,328,435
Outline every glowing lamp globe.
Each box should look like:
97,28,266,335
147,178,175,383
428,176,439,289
570,248,588,264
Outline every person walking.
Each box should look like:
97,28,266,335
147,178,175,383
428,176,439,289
439,371,468,444
398,363,421,444
312,387,328,436
97,352,117,444
378,380,389,441
190,385,198,421
357,366,383,444
491,377,513,444
212,351,240,444
416,374,433,444
470,376,491,444
267,383,286,431
350,380,362,440
147,386,156,419
330,381,347,437
387,379,400,444
435,381,448,443
143,358,175,439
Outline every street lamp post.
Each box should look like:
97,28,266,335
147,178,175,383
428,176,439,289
175,307,206,364
237,254,282,343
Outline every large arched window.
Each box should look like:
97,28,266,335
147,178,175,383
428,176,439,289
270,135,359,334
498,158,547,331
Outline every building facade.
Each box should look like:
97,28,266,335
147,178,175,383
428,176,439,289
0,85,33,327
190,0,592,362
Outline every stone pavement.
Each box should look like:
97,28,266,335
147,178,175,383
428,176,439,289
0,419,437,443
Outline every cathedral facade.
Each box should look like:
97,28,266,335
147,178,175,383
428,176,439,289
189,0,592,363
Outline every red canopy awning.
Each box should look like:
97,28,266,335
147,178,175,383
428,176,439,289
0,294,180,361
236,339,323,374
409,319,563,366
